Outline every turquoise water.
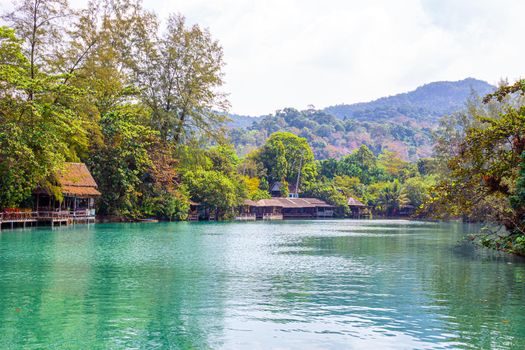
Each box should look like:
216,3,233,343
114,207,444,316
0,220,524,349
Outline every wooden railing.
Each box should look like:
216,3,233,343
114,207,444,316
282,212,316,217
36,211,72,220
235,213,257,221
1,210,95,222
262,213,283,220
69,209,95,217
0,211,38,221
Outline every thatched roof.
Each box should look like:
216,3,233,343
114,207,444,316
347,197,366,207
57,163,101,197
243,199,259,206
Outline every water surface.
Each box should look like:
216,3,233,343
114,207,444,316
0,220,524,349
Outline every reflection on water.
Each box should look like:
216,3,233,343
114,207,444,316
0,220,524,349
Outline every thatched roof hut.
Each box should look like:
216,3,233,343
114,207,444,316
57,163,101,198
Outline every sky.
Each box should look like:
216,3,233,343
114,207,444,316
3,0,525,115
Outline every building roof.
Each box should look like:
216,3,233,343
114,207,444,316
270,182,282,192
347,197,366,207
56,163,101,197
244,197,334,208
270,182,300,194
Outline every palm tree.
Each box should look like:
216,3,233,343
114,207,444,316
377,180,408,216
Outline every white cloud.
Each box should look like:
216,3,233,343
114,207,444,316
3,0,525,115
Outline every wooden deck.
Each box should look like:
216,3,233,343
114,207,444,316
0,210,95,230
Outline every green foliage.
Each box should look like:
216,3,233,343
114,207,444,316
510,152,525,211
228,107,435,160
132,14,228,144
206,144,239,176
403,176,435,209
280,179,290,198
183,170,243,219
332,175,366,201
303,181,348,211
87,110,158,217
0,26,88,208
427,81,525,235
0,0,229,220
318,145,389,185
242,176,270,200
255,131,317,188
175,142,248,219
141,188,190,221
368,180,408,216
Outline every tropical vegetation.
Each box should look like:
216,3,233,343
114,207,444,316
2,0,525,256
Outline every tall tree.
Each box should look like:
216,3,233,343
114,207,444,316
87,108,158,217
132,14,228,144
3,0,70,99
428,82,525,234
0,26,87,207
255,132,317,187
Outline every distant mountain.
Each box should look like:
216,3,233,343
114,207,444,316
226,113,259,128
227,78,496,161
324,78,495,123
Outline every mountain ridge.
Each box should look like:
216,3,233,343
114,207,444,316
227,78,496,161
228,78,495,126
323,77,494,123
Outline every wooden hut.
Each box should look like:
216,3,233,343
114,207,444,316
35,163,101,222
347,197,368,218
189,201,203,221
239,197,335,220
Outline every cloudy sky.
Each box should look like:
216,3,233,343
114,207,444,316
3,0,525,115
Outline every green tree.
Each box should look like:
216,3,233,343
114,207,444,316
369,180,408,216
255,132,316,188
183,170,243,220
87,109,158,217
428,85,525,233
333,175,366,201
403,176,435,209
0,26,88,207
303,181,348,211
206,144,239,176
337,145,388,184
132,14,228,144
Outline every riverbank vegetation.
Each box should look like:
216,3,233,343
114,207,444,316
1,1,525,255
424,82,525,255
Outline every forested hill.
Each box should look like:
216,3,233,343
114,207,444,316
228,78,495,161
323,78,495,123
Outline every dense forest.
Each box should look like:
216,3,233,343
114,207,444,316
229,107,435,160
228,79,495,160
1,1,525,255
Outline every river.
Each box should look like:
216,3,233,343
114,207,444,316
0,220,524,349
